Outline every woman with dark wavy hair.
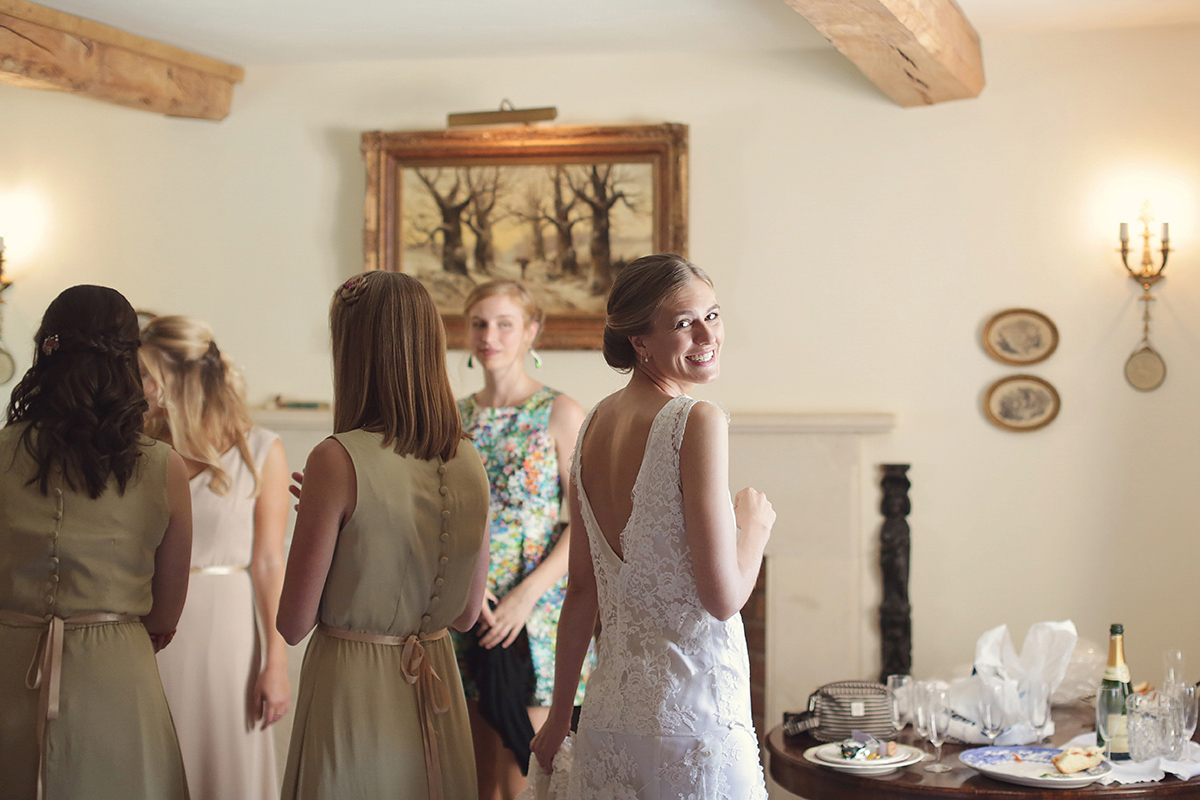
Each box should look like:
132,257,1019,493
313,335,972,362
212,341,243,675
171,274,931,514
0,285,193,800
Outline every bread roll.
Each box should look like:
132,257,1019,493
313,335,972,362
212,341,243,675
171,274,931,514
1051,746,1104,774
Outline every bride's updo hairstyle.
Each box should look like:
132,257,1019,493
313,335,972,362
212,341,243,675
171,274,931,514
602,253,713,372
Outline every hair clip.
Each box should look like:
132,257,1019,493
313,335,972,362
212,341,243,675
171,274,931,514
342,277,362,291
41,335,60,356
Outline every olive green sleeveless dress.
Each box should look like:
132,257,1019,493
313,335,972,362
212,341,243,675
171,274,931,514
0,422,189,800
281,430,489,800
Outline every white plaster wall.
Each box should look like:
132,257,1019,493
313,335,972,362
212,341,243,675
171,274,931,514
2,25,1199,694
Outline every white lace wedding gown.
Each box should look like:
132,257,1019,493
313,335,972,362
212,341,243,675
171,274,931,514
567,394,767,800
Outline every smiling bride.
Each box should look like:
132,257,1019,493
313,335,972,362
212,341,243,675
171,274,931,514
529,253,776,799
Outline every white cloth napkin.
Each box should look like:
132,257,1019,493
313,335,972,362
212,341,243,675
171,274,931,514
517,736,574,800
1062,732,1200,784
945,621,1077,745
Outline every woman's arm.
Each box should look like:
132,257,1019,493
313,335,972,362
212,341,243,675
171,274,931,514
248,438,292,728
276,438,355,646
478,393,584,649
451,512,491,632
529,477,598,772
144,450,193,650
679,401,775,621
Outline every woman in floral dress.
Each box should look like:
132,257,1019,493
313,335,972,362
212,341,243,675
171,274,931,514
455,280,595,800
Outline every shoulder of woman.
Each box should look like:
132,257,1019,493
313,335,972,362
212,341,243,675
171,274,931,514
683,399,729,438
549,392,584,422
307,436,353,472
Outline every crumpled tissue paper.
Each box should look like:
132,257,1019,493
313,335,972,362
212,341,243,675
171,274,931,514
945,620,1077,745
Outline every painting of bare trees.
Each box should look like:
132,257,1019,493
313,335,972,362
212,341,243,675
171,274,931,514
362,124,687,349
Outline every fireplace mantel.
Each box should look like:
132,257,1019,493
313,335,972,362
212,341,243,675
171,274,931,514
726,411,895,797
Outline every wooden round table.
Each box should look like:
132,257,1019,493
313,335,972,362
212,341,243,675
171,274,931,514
766,703,1200,799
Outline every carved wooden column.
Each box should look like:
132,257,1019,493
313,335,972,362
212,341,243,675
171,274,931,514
879,464,912,680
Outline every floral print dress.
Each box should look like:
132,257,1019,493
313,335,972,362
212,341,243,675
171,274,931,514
455,386,594,706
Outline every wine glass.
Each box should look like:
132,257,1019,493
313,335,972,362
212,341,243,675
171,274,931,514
978,682,1005,747
1025,680,1050,745
887,674,913,732
1172,683,1198,760
1164,650,1186,694
1096,684,1125,759
924,689,953,773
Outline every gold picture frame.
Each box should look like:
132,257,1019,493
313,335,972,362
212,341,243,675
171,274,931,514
982,308,1059,366
984,374,1061,432
362,123,689,349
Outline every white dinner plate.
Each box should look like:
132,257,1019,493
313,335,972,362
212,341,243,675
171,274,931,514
803,743,924,776
959,746,1112,789
814,742,913,766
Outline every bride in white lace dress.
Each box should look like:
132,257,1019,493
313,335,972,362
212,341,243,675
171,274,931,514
530,254,776,799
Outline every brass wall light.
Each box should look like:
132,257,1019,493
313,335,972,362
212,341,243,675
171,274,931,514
0,236,15,384
1119,201,1171,391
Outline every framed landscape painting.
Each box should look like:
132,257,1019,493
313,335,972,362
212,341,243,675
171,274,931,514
362,123,688,349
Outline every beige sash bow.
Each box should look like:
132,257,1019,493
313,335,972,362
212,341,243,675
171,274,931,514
0,610,140,800
318,624,452,800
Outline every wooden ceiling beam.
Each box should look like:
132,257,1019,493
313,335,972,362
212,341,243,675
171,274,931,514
782,0,984,107
0,0,243,120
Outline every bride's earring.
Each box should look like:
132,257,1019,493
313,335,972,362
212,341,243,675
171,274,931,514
530,349,543,369
467,354,474,368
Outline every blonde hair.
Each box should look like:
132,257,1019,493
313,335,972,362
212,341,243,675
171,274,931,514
603,253,713,371
330,271,465,461
140,315,259,496
463,280,545,334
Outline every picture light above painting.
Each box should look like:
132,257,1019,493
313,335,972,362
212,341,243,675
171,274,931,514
361,123,689,350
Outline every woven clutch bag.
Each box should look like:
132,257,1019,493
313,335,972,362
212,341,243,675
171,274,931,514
782,680,898,743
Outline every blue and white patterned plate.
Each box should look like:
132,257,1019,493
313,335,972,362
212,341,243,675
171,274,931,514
959,746,1112,789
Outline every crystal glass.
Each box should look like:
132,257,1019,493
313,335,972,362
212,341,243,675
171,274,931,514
1025,680,1050,745
887,674,913,732
978,681,1005,746
1127,691,1176,761
1096,684,1125,759
924,689,953,773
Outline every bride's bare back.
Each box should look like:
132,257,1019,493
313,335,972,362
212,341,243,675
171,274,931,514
577,389,673,562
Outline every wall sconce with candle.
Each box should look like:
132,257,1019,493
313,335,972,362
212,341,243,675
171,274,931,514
0,236,15,384
1118,202,1171,391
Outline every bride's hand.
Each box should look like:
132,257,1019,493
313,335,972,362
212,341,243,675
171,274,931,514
530,709,571,773
733,487,775,538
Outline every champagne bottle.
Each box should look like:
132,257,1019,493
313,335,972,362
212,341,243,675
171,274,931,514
1097,623,1132,760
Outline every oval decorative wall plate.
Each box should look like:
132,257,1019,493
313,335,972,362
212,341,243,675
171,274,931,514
982,308,1058,366
984,374,1060,432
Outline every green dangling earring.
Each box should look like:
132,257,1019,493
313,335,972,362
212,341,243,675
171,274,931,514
530,349,543,369
467,354,474,368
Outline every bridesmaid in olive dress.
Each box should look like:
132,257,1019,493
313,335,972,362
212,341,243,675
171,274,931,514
0,285,193,800
278,271,490,800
